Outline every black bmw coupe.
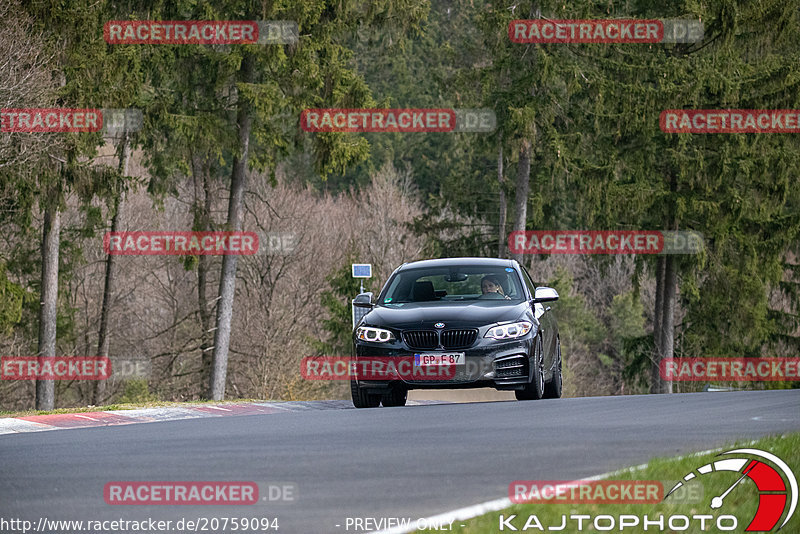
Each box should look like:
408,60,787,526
351,257,562,408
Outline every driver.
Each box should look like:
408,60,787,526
481,275,511,299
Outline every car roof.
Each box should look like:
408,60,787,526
397,257,518,271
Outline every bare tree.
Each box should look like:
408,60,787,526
36,194,59,409
92,135,131,405
209,54,254,400
0,1,56,171
511,138,532,264
497,136,507,258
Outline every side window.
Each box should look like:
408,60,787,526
520,267,536,299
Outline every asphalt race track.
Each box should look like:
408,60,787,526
1,390,799,533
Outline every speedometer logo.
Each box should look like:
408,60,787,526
665,448,797,531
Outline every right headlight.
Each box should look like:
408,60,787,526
484,321,533,340
356,326,396,343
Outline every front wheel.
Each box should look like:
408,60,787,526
543,337,563,399
351,380,381,408
516,336,544,401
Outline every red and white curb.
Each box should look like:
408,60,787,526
0,399,445,435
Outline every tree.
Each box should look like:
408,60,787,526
564,1,800,391
0,1,60,409
124,0,427,399
441,0,800,394
470,2,591,265
19,0,120,408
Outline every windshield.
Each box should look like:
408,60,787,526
379,265,525,303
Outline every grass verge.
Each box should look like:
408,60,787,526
456,432,798,533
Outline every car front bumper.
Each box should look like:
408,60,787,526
353,336,534,391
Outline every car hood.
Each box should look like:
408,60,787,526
364,301,528,330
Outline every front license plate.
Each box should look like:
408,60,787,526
414,353,465,366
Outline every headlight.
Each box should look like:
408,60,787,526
356,326,396,343
484,321,533,340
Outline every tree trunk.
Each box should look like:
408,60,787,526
650,255,666,393
659,255,677,394
193,155,214,390
497,136,507,258
92,135,130,405
511,138,531,265
36,204,60,410
208,53,254,400
653,173,679,394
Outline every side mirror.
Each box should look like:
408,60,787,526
532,286,559,303
353,292,374,308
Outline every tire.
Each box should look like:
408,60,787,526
543,337,563,399
351,380,381,408
516,336,545,401
381,386,408,407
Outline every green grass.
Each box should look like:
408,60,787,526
0,398,276,418
457,433,799,533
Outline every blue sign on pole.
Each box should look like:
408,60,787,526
351,264,372,330
352,264,372,278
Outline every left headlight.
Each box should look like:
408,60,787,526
356,326,396,343
484,321,533,340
